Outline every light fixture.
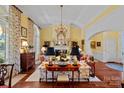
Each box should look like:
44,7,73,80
21,40,28,53
22,41,28,47
55,5,67,33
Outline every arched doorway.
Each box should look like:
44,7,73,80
88,30,124,63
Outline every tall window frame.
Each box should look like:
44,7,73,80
0,23,6,64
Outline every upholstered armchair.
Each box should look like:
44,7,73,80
79,67,90,82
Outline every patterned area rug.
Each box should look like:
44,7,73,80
26,68,101,82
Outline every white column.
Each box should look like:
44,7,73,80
33,24,40,64
85,37,92,55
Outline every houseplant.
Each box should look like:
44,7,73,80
28,45,34,52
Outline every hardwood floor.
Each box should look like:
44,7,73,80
13,61,122,88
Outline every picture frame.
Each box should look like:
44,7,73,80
82,40,84,45
97,42,101,47
21,27,27,37
44,41,50,47
71,41,78,47
90,41,96,49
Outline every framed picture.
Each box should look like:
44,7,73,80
97,42,101,47
90,41,96,49
71,41,78,47
21,27,27,37
44,41,50,47
82,40,84,45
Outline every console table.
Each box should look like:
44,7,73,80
45,64,80,82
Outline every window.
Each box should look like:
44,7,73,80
0,24,5,63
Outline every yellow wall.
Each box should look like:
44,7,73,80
70,25,82,46
90,33,103,53
40,25,53,47
40,25,84,48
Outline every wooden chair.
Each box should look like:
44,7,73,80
0,64,14,88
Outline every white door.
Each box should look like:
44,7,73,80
120,32,124,81
121,32,124,63
103,39,117,62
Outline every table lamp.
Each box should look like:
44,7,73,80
45,47,55,66
70,47,80,61
22,41,28,53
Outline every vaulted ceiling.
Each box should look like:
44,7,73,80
16,5,124,32
16,5,109,28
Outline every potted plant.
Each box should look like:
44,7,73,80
28,45,33,49
28,45,34,52
90,56,94,61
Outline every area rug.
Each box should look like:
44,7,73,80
6,74,27,86
26,68,101,82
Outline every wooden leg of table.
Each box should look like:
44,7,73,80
72,71,74,82
78,71,80,82
72,71,74,87
52,71,54,82
46,70,47,82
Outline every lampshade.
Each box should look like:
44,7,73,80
70,47,80,55
22,41,28,47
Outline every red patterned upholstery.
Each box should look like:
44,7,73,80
0,86,9,88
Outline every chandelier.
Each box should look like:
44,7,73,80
55,5,67,33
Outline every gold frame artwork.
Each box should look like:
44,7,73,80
90,41,96,49
21,27,27,38
97,42,101,47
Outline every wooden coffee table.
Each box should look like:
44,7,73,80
45,64,80,83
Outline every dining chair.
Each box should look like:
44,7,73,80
0,64,14,88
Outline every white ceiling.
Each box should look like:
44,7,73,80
16,5,109,28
